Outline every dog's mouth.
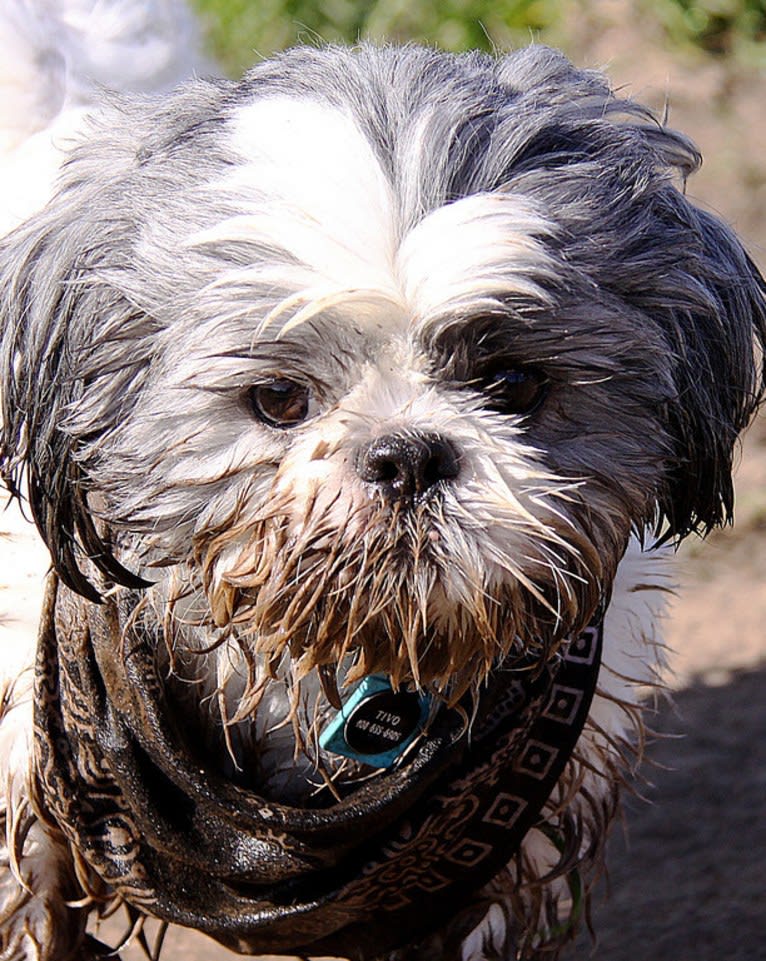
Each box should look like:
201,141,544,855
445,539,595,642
159,613,528,806
196,497,592,683
158,497,601,804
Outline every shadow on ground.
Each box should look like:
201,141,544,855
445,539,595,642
578,666,766,961
105,666,766,960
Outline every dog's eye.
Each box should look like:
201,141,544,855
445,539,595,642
482,367,548,416
248,379,310,428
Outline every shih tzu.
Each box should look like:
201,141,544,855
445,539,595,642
1,14,765,961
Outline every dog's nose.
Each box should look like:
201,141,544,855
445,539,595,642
356,433,460,502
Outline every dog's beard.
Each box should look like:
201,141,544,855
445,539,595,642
186,471,618,722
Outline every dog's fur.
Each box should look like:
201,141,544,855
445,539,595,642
1,4,765,959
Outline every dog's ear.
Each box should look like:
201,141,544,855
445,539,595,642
0,148,151,602
0,80,236,600
654,204,766,543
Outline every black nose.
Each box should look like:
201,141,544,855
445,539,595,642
356,433,460,503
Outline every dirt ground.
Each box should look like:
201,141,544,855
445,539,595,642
3,3,766,959
582,23,766,958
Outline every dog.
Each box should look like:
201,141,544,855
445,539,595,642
1,5,765,960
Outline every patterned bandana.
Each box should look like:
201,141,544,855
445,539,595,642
34,575,602,959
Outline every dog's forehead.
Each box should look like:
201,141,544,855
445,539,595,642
225,95,397,294
193,93,559,343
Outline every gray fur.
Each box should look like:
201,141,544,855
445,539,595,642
1,41,765,960
2,44,763,600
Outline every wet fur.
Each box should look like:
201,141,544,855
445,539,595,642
1,39,765,961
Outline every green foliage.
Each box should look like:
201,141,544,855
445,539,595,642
190,0,559,75
190,0,766,75
647,0,766,61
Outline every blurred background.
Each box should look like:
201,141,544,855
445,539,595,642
105,2,765,958
189,0,766,76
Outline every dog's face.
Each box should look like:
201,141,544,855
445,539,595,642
1,46,764,772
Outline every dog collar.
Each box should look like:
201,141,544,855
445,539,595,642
34,576,603,960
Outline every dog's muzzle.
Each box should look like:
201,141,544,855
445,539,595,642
33,576,602,959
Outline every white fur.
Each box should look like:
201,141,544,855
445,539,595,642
0,7,673,958
196,97,559,338
0,499,48,831
0,494,64,961
223,97,401,307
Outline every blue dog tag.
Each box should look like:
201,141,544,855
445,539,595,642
319,675,431,768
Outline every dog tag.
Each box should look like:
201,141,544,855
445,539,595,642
320,675,431,768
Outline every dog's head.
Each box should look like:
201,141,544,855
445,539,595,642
2,45,765,712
